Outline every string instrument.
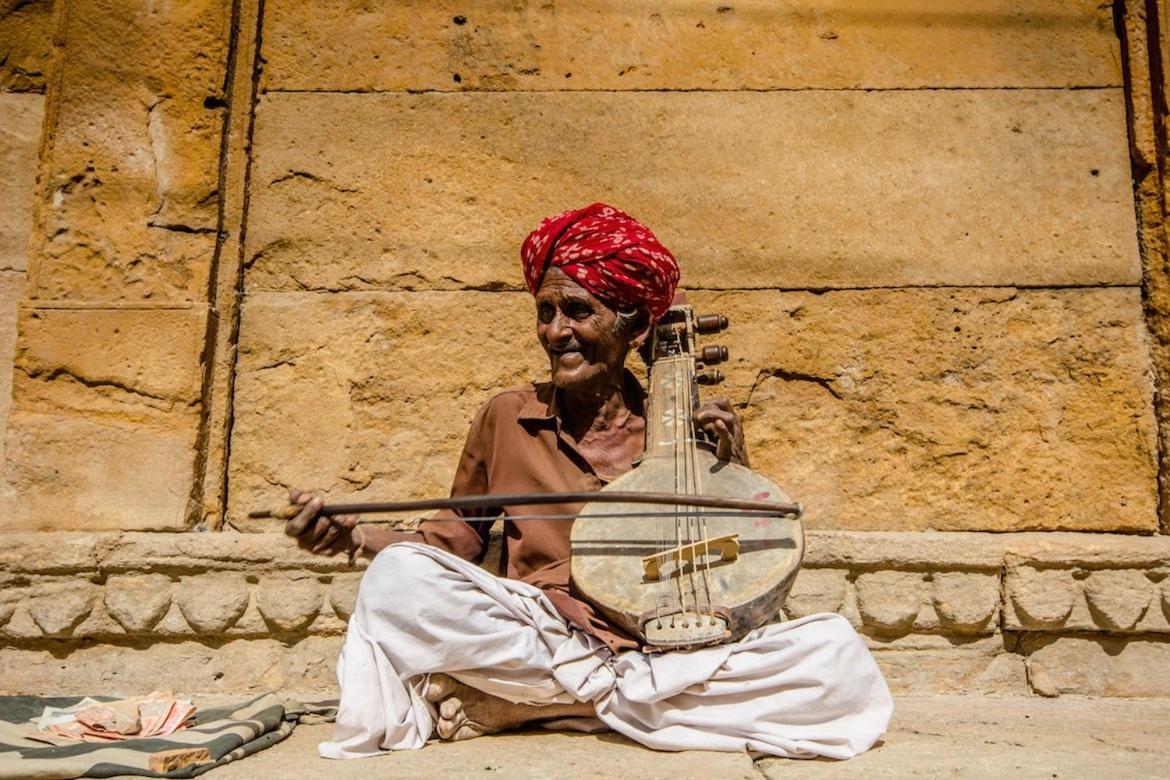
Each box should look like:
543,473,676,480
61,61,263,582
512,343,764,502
570,301,804,651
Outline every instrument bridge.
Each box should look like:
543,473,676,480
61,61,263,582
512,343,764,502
641,533,740,581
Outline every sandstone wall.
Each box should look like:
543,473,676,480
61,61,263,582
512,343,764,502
0,0,50,486
233,0,1152,536
1,0,1169,699
0,0,230,531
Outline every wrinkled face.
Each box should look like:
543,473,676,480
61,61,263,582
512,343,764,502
535,268,632,391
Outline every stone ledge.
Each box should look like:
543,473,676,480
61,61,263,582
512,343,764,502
0,530,1166,643
0,528,1106,572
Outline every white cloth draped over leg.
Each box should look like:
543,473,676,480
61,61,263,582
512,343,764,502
319,543,893,761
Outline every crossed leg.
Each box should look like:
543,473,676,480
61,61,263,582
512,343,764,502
424,673,596,741
324,543,893,760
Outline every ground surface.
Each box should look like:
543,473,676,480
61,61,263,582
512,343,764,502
202,694,1170,779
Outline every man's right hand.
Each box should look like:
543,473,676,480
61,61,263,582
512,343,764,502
283,488,361,556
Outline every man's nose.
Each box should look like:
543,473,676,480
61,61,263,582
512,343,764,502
546,310,573,342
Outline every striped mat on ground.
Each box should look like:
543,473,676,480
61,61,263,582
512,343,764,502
0,693,326,779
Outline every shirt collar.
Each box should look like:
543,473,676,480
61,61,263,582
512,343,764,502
518,381,558,424
517,369,646,426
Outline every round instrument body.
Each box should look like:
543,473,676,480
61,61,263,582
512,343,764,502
570,449,803,649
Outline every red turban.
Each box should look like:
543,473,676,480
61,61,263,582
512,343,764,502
520,203,680,321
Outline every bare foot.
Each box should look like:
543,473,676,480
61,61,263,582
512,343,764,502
423,673,594,741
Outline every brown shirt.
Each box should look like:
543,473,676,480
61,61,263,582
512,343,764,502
386,378,642,652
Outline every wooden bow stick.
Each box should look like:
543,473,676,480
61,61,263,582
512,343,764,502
250,491,803,522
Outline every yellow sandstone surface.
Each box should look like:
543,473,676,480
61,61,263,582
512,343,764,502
247,89,1138,293
27,0,228,302
227,287,1156,533
262,0,1120,91
0,93,41,470
0,0,1166,702
0,0,53,93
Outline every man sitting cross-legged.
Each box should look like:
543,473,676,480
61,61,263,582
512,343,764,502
284,203,893,759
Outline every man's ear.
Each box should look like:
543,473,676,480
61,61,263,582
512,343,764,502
628,308,653,349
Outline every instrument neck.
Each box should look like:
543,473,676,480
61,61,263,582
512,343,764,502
643,354,698,460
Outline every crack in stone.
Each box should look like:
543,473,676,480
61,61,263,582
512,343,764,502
744,367,843,408
19,365,178,407
147,221,219,235
269,170,358,193
253,358,296,372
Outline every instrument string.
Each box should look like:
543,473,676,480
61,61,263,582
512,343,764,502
680,357,698,623
678,358,704,627
689,360,717,627
653,352,671,628
673,359,690,627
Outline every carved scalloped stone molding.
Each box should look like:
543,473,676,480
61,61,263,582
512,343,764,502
0,531,1166,641
1003,536,1170,634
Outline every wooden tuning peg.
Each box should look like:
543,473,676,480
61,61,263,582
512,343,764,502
695,314,729,334
698,345,729,364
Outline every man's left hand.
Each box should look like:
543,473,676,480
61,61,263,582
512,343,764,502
695,397,750,467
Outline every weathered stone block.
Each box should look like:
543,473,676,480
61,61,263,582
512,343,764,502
0,411,199,531
0,0,53,92
329,573,362,622
699,287,1157,532
263,0,1119,91
12,305,210,416
247,90,1137,292
103,574,174,633
1005,565,1169,634
0,585,19,628
0,92,42,481
229,287,1156,534
0,597,41,639
175,573,250,634
0,532,99,573
254,575,325,633
1005,566,1077,629
102,531,363,572
1004,538,1170,633
1024,636,1170,697
1004,533,1170,568
783,568,846,619
930,572,999,633
0,272,25,475
1082,569,1154,631
871,637,1028,695
0,637,345,695
28,0,228,301
802,530,1007,569
227,291,546,527
26,581,99,637
855,571,926,633
0,93,41,273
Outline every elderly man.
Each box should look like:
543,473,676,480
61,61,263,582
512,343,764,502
285,204,892,760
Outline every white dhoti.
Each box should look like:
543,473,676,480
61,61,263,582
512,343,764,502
320,543,893,760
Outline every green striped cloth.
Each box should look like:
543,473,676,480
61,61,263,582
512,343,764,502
0,694,302,779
